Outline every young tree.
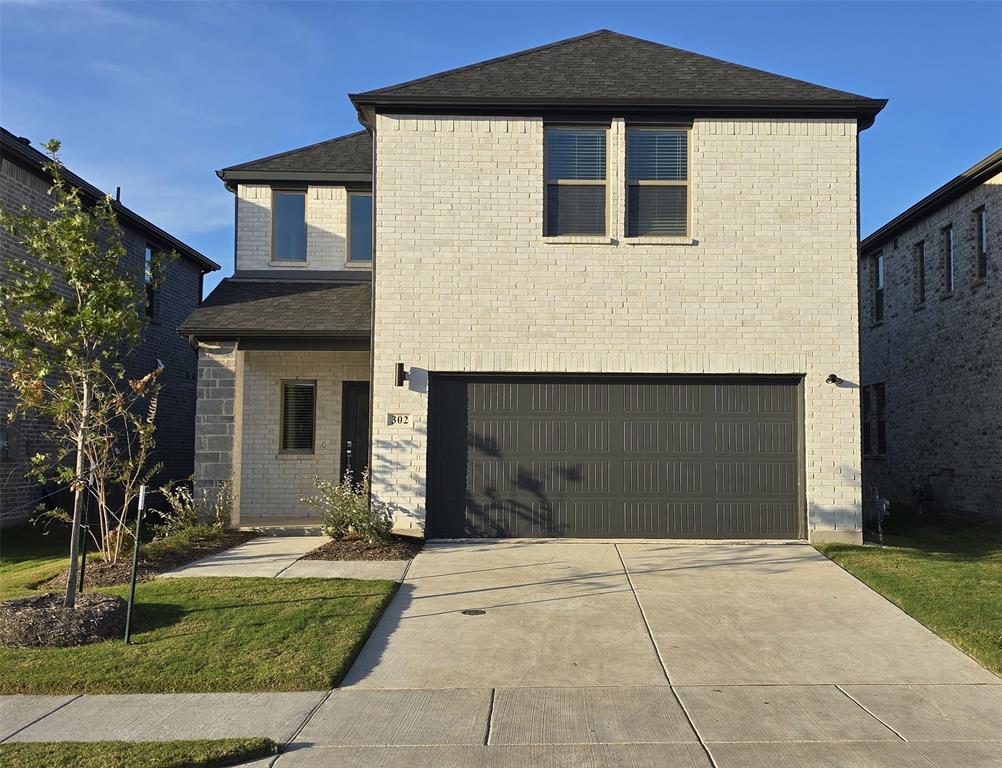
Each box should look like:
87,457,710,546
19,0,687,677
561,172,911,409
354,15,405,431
0,140,155,607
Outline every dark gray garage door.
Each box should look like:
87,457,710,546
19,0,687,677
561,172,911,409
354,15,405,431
427,375,804,539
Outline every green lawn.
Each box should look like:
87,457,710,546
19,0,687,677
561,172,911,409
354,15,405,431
1,523,397,694
818,518,1002,677
0,738,275,768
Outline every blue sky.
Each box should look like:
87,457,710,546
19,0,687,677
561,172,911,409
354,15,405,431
2,1,1000,293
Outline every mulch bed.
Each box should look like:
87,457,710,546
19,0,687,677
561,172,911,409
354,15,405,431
34,530,257,590
0,592,129,647
301,534,423,561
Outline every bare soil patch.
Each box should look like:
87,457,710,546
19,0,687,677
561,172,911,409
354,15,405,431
302,534,423,561
0,592,128,647
35,530,257,590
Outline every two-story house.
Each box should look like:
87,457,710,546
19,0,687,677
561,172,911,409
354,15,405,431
1,127,220,526
181,30,885,544
859,148,1000,519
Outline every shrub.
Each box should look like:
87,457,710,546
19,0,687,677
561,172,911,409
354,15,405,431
301,469,393,543
155,480,232,537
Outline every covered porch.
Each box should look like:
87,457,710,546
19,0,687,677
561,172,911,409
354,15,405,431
179,272,372,528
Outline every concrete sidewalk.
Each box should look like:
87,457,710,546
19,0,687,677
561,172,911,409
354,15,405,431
159,535,408,581
3,542,1000,767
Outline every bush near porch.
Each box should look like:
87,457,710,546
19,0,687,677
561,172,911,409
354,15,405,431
818,516,1002,677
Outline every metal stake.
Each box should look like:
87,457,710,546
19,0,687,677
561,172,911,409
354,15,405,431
124,485,146,644
78,464,94,593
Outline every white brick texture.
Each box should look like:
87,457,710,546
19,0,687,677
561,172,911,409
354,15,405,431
370,114,863,541
236,183,368,272
237,350,370,520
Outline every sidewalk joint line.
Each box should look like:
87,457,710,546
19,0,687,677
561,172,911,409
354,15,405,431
835,683,908,742
483,687,496,745
281,689,336,753
1,694,82,743
614,543,720,768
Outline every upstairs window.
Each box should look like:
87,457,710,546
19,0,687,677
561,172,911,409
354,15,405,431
975,206,988,280
144,244,158,318
873,251,884,323
272,190,306,262
913,241,926,305
348,193,373,263
280,380,316,453
941,224,955,293
626,128,688,236
544,127,606,236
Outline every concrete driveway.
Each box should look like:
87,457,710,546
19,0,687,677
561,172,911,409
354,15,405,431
288,540,1002,768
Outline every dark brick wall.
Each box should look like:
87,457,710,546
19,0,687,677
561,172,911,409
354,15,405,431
859,173,1001,518
1,153,206,525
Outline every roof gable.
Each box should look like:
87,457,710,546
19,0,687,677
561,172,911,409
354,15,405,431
352,30,884,121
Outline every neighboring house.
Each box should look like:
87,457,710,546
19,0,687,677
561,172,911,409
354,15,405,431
859,149,1001,519
0,127,220,526
181,30,885,543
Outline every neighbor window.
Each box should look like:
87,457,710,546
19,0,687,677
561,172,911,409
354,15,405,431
144,244,158,318
941,224,955,293
975,206,988,280
626,127,688,236
544,126,607,236
280,380,316,453
913,241,926,305
861,384,886,457
272,190,306,262
348,193,373,262
873,251,884,323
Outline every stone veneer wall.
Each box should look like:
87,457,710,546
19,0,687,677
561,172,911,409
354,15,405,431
859,171,1000,517
370,115,863,542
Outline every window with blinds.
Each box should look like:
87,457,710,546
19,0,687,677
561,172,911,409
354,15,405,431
627,128,688,236
281,381,316,453
544,127,607,236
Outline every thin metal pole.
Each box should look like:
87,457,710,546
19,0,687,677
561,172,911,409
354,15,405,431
124,485,145,644
78,464,94,593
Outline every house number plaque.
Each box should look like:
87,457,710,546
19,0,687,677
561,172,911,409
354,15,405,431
387,413,411,426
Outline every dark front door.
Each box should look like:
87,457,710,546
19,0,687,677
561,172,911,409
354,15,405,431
427,374,804,539
341,381,370,481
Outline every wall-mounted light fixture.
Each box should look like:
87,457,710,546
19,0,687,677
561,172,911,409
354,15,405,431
395,362,409,387
825,373,844,385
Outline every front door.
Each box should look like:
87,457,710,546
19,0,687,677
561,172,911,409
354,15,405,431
340,381,370,481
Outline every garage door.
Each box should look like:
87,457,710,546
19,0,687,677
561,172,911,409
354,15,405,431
427,375,804,539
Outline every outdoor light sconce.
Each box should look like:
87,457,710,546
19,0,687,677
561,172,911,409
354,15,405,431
395,362,409,387
826,373,844,385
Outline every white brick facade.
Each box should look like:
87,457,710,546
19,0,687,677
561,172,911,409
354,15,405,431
370,114,863,542
236,183,369,272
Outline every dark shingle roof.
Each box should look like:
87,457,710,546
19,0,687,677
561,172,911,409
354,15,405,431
1,127,219,272
352,30,885,125
219,131,371,183
179,277,371,339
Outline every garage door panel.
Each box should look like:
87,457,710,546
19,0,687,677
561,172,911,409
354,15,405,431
428,375,803,539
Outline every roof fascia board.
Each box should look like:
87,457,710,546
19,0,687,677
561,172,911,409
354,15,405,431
218,170,372,184
861,149,1002,254
1,133,219,272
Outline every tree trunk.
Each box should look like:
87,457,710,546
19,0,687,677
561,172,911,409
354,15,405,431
64,382,90,609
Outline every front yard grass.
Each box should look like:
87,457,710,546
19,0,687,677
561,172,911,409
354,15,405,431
818,518,1002,677
0,737,275,768
0,575,396,693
